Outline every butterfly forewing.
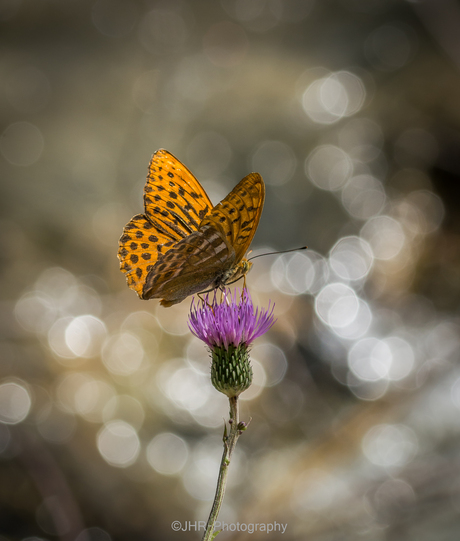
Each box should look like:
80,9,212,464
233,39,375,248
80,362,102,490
145,149,213,234
201,172,265,262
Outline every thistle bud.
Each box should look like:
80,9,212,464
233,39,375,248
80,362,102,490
210,344,253,398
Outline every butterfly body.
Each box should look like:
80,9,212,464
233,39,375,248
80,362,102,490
118,149,264,306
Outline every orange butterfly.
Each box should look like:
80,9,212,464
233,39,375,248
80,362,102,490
118,149,265,307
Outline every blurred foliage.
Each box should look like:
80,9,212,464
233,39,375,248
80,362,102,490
1,1,460,540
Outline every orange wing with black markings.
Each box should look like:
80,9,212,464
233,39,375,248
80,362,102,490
201,172,265,262
144,149,213,232
118,149,265,306
118,149,213,298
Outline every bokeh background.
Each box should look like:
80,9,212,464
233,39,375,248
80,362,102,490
1,0,460,540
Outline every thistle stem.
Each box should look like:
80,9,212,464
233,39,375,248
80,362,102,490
201,396,241,541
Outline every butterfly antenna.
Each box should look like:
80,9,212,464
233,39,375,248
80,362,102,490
248,246,307,261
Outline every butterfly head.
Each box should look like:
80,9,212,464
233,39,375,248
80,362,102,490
221,258,253,286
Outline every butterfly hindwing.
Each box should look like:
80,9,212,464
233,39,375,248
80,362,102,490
143,225,235,305
118,213,180,297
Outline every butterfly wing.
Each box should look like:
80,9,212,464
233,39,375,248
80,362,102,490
118,213,176,297
143,224,236,306
144,149,213,231
200,172,265,263
118,149,214,298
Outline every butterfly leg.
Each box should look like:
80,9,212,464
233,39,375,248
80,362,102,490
240,274,248,301
198,291,215,311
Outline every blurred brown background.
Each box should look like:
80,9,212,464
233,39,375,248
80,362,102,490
1,0,460,540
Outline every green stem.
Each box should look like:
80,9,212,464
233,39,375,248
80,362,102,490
201,396,241,541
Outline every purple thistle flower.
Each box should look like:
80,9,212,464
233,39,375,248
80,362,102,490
188,288,276,350
188,289,276,397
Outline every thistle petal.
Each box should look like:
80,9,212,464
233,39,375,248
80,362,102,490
188,289,276,350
